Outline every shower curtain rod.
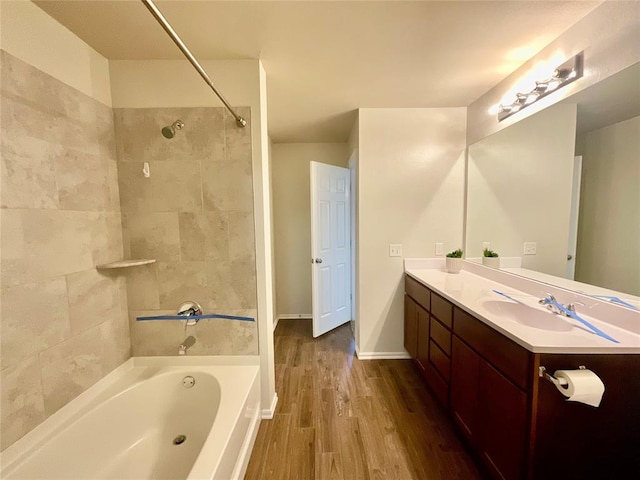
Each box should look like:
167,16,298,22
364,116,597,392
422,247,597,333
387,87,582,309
141,0,247,128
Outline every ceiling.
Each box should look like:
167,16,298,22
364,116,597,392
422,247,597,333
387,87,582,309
34,1,602,143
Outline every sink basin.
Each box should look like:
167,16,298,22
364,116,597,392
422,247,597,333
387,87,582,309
482,300,573,332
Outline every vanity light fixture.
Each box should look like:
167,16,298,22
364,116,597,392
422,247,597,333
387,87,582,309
498,52,584,121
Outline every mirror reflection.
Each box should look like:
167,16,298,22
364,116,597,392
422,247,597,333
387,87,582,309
466,62,640,307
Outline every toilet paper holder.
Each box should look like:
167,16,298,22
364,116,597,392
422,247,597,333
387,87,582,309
539,365,586,386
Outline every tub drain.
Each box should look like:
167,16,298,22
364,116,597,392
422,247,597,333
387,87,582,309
173,435,187,445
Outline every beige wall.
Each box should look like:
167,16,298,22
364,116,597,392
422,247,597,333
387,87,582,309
467,1,640,145
466,104,577,276
356,108,466,356
575,116,640,295
1,50,128,450
0,0,112,106
115,106,258,355
271,143,350,317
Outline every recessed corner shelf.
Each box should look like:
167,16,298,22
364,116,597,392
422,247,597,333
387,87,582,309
96,259,156,270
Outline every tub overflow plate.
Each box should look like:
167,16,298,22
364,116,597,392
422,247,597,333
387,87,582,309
173,435,187,445
182,376,195,388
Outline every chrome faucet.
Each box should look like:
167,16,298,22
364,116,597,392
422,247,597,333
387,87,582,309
178,336,196,355
538,293,564,315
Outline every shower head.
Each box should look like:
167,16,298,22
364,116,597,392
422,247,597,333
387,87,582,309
162,120,184,139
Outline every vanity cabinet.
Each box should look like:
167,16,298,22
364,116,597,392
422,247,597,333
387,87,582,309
404,276,452,408
451,320,529,480
404,273,640,480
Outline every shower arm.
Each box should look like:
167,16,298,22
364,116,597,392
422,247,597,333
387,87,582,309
141,0,247,128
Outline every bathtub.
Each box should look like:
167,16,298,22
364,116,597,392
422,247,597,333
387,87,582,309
0,357,261,480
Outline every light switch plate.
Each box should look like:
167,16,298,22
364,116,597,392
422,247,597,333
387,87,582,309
389,244,402,257
435,243,444,256
523,242,537,255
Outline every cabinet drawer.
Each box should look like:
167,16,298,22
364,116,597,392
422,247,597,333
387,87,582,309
430,316,451,355
405,275,430,311
453,308,531,390
429,340,450,382
425,362,449,408
431,293,452,328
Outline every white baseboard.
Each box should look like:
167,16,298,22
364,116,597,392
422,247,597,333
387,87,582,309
274,314,312,331
231,401,262,480
355,348,411,360
261,392,278,419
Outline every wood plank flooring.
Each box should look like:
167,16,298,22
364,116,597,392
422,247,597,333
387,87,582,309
244,319,483,480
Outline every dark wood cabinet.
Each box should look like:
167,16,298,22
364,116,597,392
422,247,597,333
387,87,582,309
451,336,480,444
478,356,528,480
404,276,451,408
403,295,418,359
416,305,430,373
404,274,640,480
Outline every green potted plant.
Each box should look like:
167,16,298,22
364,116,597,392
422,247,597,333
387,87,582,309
482,248,500,268
445,248,464,273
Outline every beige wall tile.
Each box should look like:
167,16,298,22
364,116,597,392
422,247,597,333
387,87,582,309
202,160,254,212
56,149,111,211
224,107,251,150
0,135,60,209
129,311,184,356
157,261,209,310
188,317,258,355
0,52,127,451
117,162,153,212
107,159,121,212
90,212,125,266
125,212,180,261
206,260,257,311
178,211,229,261
228,211,256,261
0,355,46,451
150,160,203,212
100,315,131,375
114,107,225,163
1,209,25,263
124,263,159,310
1,93,112,159
1,210,94,287
39,325,105,416
0,278,71,370
67,269,124,335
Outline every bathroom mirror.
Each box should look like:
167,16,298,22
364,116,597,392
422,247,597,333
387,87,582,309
465,62,640,305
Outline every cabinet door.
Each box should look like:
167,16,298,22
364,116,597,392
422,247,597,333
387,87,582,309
478,360,528,480
450,336,480,445
416,305,430,373
404,295,418,359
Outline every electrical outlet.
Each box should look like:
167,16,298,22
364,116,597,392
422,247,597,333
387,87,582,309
523,242,537,255
482,242,491,250
435,243,444,256
389,244,403,257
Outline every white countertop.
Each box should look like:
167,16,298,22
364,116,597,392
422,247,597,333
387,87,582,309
405,265,640,354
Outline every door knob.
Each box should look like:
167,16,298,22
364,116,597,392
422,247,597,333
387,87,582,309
314,258,323,264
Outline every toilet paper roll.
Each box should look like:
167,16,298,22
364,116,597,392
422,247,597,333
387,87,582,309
554,369,605,407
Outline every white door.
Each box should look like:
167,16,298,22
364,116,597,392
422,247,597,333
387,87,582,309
310,161,352,338
566,155,582,279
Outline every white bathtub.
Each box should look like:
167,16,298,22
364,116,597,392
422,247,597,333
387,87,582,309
0,357,261,480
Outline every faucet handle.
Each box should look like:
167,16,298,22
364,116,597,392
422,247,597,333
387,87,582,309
566,301,586,313
538,293,557,305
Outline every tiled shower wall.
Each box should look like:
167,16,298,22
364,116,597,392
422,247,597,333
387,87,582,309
114,107,259,356
0,51,129,450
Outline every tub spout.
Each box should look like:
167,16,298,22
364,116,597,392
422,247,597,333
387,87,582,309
178,336,196,355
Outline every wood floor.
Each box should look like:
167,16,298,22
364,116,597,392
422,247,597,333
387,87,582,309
244,320,483,480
